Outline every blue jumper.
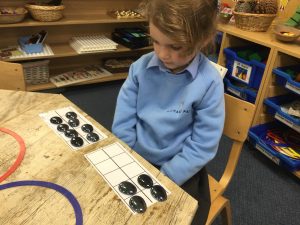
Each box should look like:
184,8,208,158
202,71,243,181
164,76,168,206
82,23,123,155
112,52,225,185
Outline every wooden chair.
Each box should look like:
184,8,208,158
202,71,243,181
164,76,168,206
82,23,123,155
205,93,256,225
0,61,26,91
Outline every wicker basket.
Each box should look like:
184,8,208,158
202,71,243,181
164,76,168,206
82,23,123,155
22,60,50,85
25,4,65,22
233,11,276,32
0,7,28,24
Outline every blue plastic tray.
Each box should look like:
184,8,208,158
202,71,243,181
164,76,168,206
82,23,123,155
224,47,266,89
249,121,300,171
18,36,43,54
224,77,257,103
264,94,300,129
273,65,300,95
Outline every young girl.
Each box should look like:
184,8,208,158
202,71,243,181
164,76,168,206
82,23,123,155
112,0,224,224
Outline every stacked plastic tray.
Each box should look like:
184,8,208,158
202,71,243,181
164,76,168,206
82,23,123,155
249,65,300,172
248,121,300,171
223,46,266,103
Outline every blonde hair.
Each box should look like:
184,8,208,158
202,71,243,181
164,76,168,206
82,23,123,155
140,0,218,56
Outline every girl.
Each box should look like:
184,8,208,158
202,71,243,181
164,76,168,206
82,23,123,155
112,0,224,224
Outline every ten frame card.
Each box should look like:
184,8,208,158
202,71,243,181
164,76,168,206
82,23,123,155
40,106,107,150
85,142,171,214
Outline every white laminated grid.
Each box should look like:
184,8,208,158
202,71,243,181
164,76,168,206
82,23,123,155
85,142,171,214
10,44,54,59
40,106,107,150
70,35,118,54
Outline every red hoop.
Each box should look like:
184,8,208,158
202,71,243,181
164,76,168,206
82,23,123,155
0,127,26,183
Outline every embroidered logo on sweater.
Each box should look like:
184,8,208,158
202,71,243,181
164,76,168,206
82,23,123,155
166,109,191,114
166,101,191,114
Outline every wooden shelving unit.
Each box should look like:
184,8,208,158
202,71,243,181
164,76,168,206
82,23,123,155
0,0,151,91
217,0,300,179
5,45,152,62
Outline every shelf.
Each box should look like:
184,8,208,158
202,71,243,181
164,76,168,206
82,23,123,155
0,14,147,28
5,44,153,62
273,39,300,59
218,23,300,57
217,24,274,48
26,72,128,91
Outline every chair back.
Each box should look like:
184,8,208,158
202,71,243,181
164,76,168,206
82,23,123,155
209,94,256,200
0,61,25,91
205,70,256,225
223,93,255,142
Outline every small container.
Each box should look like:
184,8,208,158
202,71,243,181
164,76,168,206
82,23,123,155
273,24,300,43
22,60,50,85
25,4,65,22
0,7,28,24
18,35,43,54
218,13,232,24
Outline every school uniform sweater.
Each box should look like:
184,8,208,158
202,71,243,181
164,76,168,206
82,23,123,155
112,52,225,185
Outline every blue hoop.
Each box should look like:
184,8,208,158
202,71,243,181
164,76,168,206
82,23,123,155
0,180,83,225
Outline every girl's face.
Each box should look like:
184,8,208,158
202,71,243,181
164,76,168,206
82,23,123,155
149,22,195,73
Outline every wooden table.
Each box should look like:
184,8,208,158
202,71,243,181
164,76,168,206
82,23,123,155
0,90,197,225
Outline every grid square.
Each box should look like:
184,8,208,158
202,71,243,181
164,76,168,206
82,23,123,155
113,152,134,167
124,192,153,208
105,169,129,186
95,159,118,175
86,149,109,164
142,188,157,203
122,162,144,178
103,143,125,157
132,173,157,190
113,179,141,200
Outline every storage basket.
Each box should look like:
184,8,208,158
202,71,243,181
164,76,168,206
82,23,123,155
25,4,65,22
233,11,276,32
22,60,50,85
0,7,28,24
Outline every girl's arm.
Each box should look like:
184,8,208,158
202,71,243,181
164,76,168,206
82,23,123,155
112,64,139,147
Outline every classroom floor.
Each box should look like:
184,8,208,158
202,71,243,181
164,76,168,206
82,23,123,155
48,80,300,225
